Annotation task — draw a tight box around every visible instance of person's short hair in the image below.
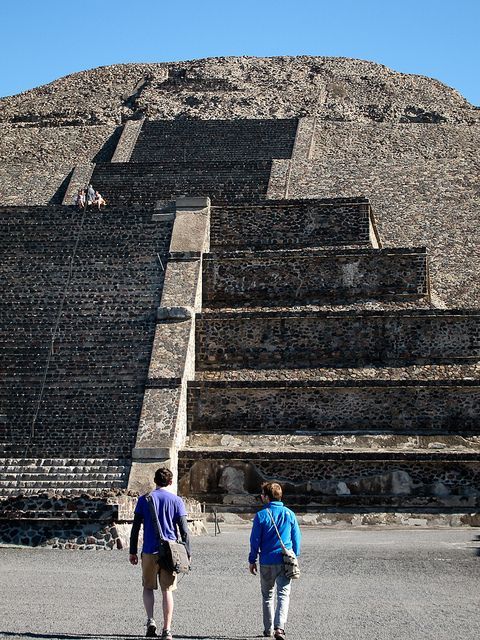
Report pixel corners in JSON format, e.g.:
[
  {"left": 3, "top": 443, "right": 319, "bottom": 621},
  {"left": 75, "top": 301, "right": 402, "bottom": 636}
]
[
  {"left": 261, "top": 482, "right": 283, "bottom": 501},
  {"left": 154, "top": 467, "right": 173, "bottom": 487}
]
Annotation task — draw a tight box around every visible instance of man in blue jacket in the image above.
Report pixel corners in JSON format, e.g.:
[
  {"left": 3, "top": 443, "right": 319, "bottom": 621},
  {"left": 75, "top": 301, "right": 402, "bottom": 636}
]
[{"left": 249, "top": 482, "right": 301, "bottom": 640}]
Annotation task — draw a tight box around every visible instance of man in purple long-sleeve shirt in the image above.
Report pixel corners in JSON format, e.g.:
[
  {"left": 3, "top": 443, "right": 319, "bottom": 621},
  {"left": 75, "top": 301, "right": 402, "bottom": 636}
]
[{"left": 249, "top": 482, "right": 301, "bottom": 640}]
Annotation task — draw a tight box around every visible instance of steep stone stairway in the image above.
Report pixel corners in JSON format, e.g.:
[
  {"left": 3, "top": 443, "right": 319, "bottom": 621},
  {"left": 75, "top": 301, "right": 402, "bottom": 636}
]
[
  {"left": 130, "top": 119, "right": 297, "bottom": 163},
  {"left": 0, "top": 206, "right": 172, "bottom": 499},
  {"left": 179, "top": 197, "right": 480, "bottom": 512}
]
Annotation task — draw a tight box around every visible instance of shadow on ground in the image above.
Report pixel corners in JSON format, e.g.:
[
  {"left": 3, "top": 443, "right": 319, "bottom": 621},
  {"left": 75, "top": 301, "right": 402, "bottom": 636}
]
[{"left": 0, "top": 632, "right": 262, "bottom": 640}]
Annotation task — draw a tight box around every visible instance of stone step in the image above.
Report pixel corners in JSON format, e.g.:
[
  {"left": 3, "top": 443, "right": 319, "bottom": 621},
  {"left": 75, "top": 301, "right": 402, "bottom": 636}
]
[
  {"left": 195, "top": 363, "right": 480, "bottom": 382},
  {"left": 186, "top": 432, "right": 480, "bottom": 451},
  {"left": 203, "top": 247, "right": 428, "bottom": 307},
  {"left": 178, "top": 448, "right": 480, "bottom": 510},
  {"left": 0, "top": 457, "right": 130, "bottom": 466},
  {"left": 0, "top": 479, "right": 126, "bottom": 488},
  {"left": 196, "top": 309, "right": 480, "bottom": 370},
  {"left": 187, "top": 379, "right": 480, "bottom": 435}
]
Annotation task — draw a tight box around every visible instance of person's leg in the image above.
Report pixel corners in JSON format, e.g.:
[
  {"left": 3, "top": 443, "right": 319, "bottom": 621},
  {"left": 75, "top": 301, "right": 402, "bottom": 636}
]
[
  {"left": 273, "top": 569, "right": 292, "bottom": 632},
  {"left": 159, "top": 568, "right": 177, "bottom": 636},
  {"left": 143, "top": 588, "right": 155, "bottom": 619},
  {"left": 260, "top": 565, "right": 276, "bottom": 636},
  {"left": 162, "top": 590, "right": 174, "bottom": 631},
  {"left": 141, "top": 553, "right": 159, "bottom": 635}
]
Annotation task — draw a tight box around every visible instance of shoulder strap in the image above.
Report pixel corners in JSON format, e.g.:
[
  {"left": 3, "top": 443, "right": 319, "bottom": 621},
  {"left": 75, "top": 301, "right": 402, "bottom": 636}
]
[
  {"left": 146, "top": 494, "right": 165, "bottom": 543},
  {"left": 266, "top": 508, "right": 288, "bottom": 553}
]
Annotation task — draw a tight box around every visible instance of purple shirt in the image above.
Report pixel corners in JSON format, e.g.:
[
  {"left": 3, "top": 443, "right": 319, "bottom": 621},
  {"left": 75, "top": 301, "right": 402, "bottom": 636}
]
[{"left": 134, "top": 488, "right": 187, "bottom": 554}]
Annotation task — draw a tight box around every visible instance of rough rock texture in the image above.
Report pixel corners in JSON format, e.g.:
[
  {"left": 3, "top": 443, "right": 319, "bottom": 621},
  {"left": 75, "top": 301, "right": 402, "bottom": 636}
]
[{"left": 0, "top": 56, "right": 478, "bottom": 306}]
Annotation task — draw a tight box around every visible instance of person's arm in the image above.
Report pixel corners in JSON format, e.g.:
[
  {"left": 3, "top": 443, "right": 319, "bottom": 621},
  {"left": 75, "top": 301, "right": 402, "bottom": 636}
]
[
  {"left": 291, "top": 513, "right": 301, "bottom": 557},
  {"left": 129, "top": 507, "right": 143, "bottom": 563},
  {"left": 177, "top": 515, "right": 191, "bottom": 559},
  {"left": 248, "top": 514, "right": 261, "bottom": 573}
]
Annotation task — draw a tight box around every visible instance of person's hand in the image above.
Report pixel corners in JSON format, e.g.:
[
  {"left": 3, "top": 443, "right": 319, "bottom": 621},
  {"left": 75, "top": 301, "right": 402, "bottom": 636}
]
[
  {"left": 129, "top": 553, "right": 138, "bottom": 565},
  {"left": 249, "top": 563, "right": 257, "bottom": 575}
]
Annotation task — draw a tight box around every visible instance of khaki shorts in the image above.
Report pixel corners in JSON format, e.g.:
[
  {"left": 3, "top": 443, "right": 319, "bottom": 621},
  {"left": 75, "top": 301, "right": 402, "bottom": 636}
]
[{"left": 141, "top": 553, "right": 177, "bottom": 591}]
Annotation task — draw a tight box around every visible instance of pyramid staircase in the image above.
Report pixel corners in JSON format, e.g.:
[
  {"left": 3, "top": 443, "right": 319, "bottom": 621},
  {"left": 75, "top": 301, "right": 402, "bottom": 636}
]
[{"left": 178, "top": 197, "right": 480, "bottom": 512}]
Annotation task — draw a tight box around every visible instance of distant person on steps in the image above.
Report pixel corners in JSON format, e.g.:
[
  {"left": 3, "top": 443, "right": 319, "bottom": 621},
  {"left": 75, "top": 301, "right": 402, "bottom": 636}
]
[
  {"left": 86, "top": 183, "right": 95, "bottom": 206},
  {"left": 93, "top": 190, "right": 107, "bottom": 209}
]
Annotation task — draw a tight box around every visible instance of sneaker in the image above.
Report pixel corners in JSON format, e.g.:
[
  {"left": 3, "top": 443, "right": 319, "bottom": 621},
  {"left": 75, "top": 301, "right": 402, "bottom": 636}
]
[
  {"left": 145, "top": 618, "right": 157, "bottom": 637},
  {"left": 160, "top": 630, "right": 173, "bottom": 640},
  {"left": 274, "top": 630, "right": 286, "bottom": 640},
  {"left": 263, "top": 632, "right": 274, "bottom": 638}
]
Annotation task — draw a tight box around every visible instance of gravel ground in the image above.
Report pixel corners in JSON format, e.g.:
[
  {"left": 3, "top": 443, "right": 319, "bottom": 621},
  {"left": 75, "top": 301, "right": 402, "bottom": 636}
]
[{"left": 1, "top": 526, "right": 479, "bottom": 640}]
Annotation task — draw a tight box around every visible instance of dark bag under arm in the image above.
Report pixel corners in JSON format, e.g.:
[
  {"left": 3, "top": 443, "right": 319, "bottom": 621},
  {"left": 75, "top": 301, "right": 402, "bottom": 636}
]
[{"left": 146, "top": 494, "right": 190, "bottom": 575}]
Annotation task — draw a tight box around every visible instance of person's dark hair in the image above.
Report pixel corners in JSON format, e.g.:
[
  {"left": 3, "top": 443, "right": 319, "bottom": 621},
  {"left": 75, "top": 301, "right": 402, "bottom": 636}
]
[
  {"left": 154, "top": 467, "right": 173, "bottom": 487},
  {"left": 261, "top": 482, "right": 283, "bottom": 501}
]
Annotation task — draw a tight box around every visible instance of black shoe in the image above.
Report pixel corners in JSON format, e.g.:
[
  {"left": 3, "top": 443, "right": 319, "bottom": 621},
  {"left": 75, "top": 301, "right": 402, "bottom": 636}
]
[
  {"left": 263, "top": 632, "right": 273, "bottom": 638},
  {"left": 146, "top": 619, "right": 157, "bottom": 637},
  {"left": 274, "top": 630, "right": 286, "bottom": 640}
]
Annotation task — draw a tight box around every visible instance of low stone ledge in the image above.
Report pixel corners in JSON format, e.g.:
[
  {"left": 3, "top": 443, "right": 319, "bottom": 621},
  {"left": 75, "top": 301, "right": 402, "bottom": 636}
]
[
  {"left": 188, "top": 379, "right": 480, "bottom": 390},
  {"left": 176, "top": 196, "right": 210, "bottom": 210},
  {"left": 205, "top": 511, "right": 480, "bottom": 528},
  {"left": 180, "top": 449, "right": 480, "bottom": 461},
  {"left": 198, "top": 308, "right": 480, "bottom": 320},
  {"left": 204, "top": 246, "right": 428, "bottom": 260}
]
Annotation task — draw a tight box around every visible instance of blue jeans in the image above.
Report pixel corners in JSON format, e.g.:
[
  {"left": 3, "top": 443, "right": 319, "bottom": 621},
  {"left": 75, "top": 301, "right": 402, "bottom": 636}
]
[{"left": 260, "top": 564, "right": 292, "bottom": 632}]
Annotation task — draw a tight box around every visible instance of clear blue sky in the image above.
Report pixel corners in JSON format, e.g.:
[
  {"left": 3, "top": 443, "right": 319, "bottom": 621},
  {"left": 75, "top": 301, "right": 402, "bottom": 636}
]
[{"left": 1, "top": 0, "right": 479, "bottom": 105}]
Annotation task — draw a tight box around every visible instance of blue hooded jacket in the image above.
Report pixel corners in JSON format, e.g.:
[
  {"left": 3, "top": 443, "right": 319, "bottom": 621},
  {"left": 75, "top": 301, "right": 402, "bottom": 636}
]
[{"left": 249, "top": 501, "right": 301, "bottom": 565}]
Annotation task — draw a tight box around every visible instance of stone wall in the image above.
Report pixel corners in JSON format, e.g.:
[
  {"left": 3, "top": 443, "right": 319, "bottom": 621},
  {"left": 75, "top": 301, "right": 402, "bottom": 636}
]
[
  {"left": 0, "top": 125, "right": 118, "bottom": 205},
  {"left": 202, "top": 248, "right": 428, "bottom": 307},
  {"left": 0, "top": 492, "right": 136, "bottom": 548},
  {"left": 209, "top": 198, "right": 371, "bottom": 251},
  {"left": 196, "top": 309, "right": 480, "bottom": 370},
  {"left": 178, "top": 453, "right": 480, "bottom": 509},
  {"left": 187, "top": 380, "right": 480, "bottom": 434},
  {"left": 130, "top": 119, "right": 297, "bottom": 162}
]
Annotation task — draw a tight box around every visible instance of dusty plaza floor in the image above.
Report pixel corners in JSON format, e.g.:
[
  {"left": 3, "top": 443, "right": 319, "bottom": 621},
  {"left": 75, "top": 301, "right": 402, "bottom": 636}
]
[{"left": 0, "top": 526, "right": 479, "bottom": 640}]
